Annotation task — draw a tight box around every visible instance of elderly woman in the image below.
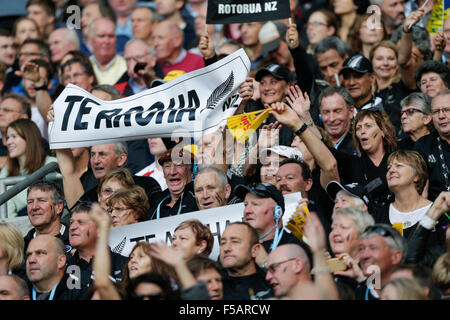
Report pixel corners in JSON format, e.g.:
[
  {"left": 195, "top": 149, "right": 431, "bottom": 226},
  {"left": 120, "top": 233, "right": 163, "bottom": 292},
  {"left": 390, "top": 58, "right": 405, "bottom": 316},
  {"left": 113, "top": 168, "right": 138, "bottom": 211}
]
[
  {"left": 97, "top": 168, "right": 136, "bottom": 210},
  {"left": 350, "top": 109, "right": 397, "bottom": 208},
  {"left": 106, "top": 185, "right": 150, "bottom": 228},
  {"left": 415, "top": 60, "right": 450, "bottom": 98},
  {"left": 397, "top": 92, "right": 433, "bottom": 150},
  {"left": 329, "top": 207, "right": 375, "bottom": 259}
]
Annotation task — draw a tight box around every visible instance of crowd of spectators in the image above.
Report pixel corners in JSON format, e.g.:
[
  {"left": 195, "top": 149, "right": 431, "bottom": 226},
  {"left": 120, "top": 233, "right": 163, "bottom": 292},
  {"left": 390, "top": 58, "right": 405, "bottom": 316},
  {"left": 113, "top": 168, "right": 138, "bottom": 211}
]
[{"left": 0, "top": 0, "right": 449, "bottom": 302}]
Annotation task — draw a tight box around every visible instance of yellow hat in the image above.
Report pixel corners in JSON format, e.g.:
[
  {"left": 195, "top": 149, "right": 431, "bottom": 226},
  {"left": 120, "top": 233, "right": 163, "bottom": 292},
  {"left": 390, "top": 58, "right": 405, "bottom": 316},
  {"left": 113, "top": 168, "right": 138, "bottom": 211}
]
[{"left": 164, "top": 70, "right": 186, "bottom": 82}]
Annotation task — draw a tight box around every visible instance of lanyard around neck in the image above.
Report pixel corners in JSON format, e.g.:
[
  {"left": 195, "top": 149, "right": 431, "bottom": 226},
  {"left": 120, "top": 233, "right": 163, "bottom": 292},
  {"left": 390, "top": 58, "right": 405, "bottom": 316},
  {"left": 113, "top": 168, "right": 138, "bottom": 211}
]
[
  {"left": 32, "top": 282, "right": 59, "bottom": 301},
  {"left": 156, "top": 193, "right": 184, "bottom": 219}
]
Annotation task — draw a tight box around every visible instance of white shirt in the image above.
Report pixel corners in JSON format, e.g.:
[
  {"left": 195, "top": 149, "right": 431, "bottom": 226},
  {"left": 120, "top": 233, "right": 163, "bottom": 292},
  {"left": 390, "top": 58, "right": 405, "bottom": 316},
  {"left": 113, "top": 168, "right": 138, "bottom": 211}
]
[
  {"left": 389, "top": 203, "right": 432, "bottom": 229},
  {"left": 135, "top": 162, "right": 167, "bottom": 190}
]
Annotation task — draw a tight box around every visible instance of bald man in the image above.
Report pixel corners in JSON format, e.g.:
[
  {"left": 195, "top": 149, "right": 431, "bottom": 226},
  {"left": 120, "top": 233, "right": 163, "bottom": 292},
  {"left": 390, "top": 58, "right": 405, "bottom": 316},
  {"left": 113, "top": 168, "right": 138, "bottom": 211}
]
[
  {"left": 152, "top": 20, "right": 204, "bottom": 74},
  {"left": 26, "top": 235, "right": 87, "bottom": 300},
  {"left": 0, "top": 275, "right": 30, "bottom": 300},
  {"left": 264, "top": 244, "right": 316, "bottom": 299}
]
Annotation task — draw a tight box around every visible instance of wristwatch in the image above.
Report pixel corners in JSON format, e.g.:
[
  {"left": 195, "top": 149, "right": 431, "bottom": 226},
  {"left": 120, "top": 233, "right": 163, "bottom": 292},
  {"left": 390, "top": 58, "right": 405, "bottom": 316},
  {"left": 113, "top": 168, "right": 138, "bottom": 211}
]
[{"left": 34, "top": 81, "right": 48, "bottom": 91}]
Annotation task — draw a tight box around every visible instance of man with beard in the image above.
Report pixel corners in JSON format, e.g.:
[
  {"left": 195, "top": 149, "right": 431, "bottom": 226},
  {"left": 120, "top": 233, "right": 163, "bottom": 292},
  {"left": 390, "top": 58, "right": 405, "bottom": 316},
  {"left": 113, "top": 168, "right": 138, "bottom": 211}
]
[{"left": 372, "top": 0, "right": 405, "bottom": 36}]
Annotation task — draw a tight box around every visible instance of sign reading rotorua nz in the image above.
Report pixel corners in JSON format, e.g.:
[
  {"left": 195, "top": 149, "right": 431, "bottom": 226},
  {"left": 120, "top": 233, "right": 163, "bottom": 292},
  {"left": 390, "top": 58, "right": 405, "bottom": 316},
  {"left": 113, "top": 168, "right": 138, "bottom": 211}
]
[
  {"left": 49, "top": 49, "right": 251, "bottom": 149},
  {"left": 206, "top": 0, "right": 291, "bottom": 24}
]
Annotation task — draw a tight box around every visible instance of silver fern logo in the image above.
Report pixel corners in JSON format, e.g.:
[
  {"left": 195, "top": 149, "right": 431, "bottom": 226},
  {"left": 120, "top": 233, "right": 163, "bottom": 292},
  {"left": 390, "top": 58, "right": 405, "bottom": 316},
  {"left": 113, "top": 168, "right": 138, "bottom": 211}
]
[
  {"left": 112, "top": 237, "right": 126, "bottom": 255},
  {"left": 201, "top": 72, "right": 234, "bottom": 113}
]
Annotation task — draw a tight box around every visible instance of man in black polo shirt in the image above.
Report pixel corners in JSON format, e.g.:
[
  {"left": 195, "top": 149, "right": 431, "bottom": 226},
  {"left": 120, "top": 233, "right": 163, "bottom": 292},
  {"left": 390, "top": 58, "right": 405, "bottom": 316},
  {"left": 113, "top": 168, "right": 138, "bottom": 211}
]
[
  {"left": 149, "top": 146, "right": 198, "bottom": 219},
  {"left": 66, "top": 203, "right": 126, "bottom": 289},
  {"left": 415, "top": 89, "right": 450, "bottom": 201}
]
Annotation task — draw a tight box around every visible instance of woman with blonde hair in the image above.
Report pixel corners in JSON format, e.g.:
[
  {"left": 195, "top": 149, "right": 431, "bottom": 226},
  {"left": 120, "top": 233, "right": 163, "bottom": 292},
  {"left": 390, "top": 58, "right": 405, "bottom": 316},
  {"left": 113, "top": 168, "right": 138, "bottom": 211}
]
[
  {"left": 370, "top": 41, "right": 415, "bottom": 133},
  {"left": 0, "top": 222, "right": 25, "bottom": 275},
  {"left": 381, "top": 277, "right": 429, "bottom": 300},
  {"left": 12, "top": 17, "right": 41, "bottom": 47}
]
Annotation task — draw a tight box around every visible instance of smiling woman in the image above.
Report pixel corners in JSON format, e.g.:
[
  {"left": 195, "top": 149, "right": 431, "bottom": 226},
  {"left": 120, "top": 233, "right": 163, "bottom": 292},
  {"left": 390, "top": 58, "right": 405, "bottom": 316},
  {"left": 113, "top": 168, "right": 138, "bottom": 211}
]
[{"left": 0, "top": 119, "right": 56, "bottom": 218}]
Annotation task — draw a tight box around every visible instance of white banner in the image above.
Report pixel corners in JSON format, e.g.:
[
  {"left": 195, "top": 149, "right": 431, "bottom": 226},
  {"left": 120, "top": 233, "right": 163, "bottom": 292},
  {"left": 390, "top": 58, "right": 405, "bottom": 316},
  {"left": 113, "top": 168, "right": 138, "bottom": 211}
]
[
  {"left": 108, "top": 192, "right": 302, "bottom": 260},
  {"left": 49, "top": 49, "right": 251, "bottom": 149}
]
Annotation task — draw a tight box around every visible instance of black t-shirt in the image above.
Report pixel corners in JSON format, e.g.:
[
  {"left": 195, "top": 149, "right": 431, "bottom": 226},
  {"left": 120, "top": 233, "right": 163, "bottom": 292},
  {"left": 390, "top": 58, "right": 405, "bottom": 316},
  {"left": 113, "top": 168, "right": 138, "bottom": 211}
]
[
  {"left": 414, "top": 131, "right": 450, "bottom": 201},
  {"left": 65, "top": 248, "right": 127, "bottom": 289},
  {"left": 396, "top": 134, "right": 416, "bottom": 151},
  {"left": 221, "top": 266, "right": 273, "bottom": 300}
]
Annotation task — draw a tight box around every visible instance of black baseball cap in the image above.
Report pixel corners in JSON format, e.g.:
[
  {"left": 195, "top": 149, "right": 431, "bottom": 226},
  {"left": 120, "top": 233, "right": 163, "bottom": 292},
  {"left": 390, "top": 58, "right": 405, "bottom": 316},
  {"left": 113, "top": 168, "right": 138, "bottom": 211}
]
[
  {"left": 339, "top": 54, "right": 373, "bottom": 75},
  {"left": 255, "top": 64, "right": 292, "bottom": 82},
  {"left": 326, "top": 180, "right": 371, "bottom": 206},
  {"left": 235, "top": 182, "right": 285, "bottom": 212}
]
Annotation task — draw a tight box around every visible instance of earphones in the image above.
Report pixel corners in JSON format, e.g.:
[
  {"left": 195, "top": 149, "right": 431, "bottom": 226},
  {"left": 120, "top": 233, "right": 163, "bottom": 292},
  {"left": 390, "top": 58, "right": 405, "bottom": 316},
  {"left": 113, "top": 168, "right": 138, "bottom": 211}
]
[{"left": 274, "top": 205, "right": 282, "bottom": 222}]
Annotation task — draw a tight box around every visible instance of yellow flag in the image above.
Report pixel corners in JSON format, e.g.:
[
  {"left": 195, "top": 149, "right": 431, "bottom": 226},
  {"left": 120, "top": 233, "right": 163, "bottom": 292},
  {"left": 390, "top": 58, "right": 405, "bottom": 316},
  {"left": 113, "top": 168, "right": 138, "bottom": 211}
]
[
  {"left": 227, "top": 109, "right": 272, "bottom": 143},
  {"left": 426, "top": 0, "right": 450, "bottom": 34}
]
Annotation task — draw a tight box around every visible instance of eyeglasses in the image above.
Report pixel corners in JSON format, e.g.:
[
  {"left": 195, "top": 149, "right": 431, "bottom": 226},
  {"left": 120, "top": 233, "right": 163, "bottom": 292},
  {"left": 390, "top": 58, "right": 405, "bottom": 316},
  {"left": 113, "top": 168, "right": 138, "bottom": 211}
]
[
  {"left": 129, "top": 292, "right": 163, "bottom": 301},
  {"left": 265, "top": 257, "right": 297, "bottom": 274},
  {"left": 400, "top": 108, "right": 426, "bottom": 117},
  {"left": 306, "top": 22, "right": 327, "bottom": 28},
  {"left": 101, "top": 187, "right": 115, "bottom": 196},
  {"left": 107, "top": 206, "right": 131, "bottom": 214},
  {"left": 431, "top": 107, "right": 450, "bottom": 116}
]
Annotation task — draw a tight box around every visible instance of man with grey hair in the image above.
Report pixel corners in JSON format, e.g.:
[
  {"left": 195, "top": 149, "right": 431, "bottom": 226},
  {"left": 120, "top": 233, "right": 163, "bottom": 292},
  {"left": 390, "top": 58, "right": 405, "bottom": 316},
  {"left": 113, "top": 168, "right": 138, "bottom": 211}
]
[
  {"left": 397, "top": 92, "right": 432, "bottom": 150},
  {"left": 194, "top": 166, "right": 232, "bottom": 210},
  {"left": 115, "top": 39, "right": 165, "bottom": 97},
  {"left": 414, "top": 89, "right": 450, "bottom": 201},
  {"left": 88, "top": 17, "right": 127, "bottom": 85},
  {"left": 318, "top": 86, "right": 356, "bottom": 155},
  {"left": 371, "top": 0, "right": 405, "bottom": 36},
  {"left": 24, "top": 181, "right": 69, "bottom": 252},
  {"left": 357, "top": 224, "right": 407, "bottom": 299},
  {"left": 48, "top": 28, "right": 79, "bottom": 64},
  {"left": 26, "top": 235, "right": 87, "bottom": 300},
  {"left": 0, "top": 275, "right": 30, "bottom": 300}
]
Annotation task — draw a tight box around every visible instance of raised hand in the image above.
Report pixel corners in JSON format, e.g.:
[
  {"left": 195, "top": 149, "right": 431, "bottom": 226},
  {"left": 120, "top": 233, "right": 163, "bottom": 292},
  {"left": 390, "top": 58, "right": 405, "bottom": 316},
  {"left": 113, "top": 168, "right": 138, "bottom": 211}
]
[
  {"left": 286, "top": 85, "right": 311, "bottom": 118},
  {"left": 434, "top": 32, "right": 447, "bottom": 52},
  {"left": 304, "top": 212, "right": 327, "bottom": 253},
  {"left": 199, "top": 30, "right": 215, "bottom": 60},
  {"left": 404, "top": 8, "right": 425, "bottom": 31},
  {"left": 47, "top": 104, "right": 54, "bottom": 122},
  {"left": 238, "top": 77, "right": 254, "bottom": 101},
  {"left": 286, "top": 22, "right": 300, "bottom": 49},
  {"left": 266, "top": 101, "right": 302, "bottom": 131},
  {"left": 258, "top": 121, "right": 281, "bottom": 150},
  {"left": 149, "top": 241, "right": 185, "bottom": 267},
  {"left": 89, "top": 203, "right": 111, "bottom": 229},
  {"left": 22, "top": 62, "right": 42, "bottom": 83}
]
